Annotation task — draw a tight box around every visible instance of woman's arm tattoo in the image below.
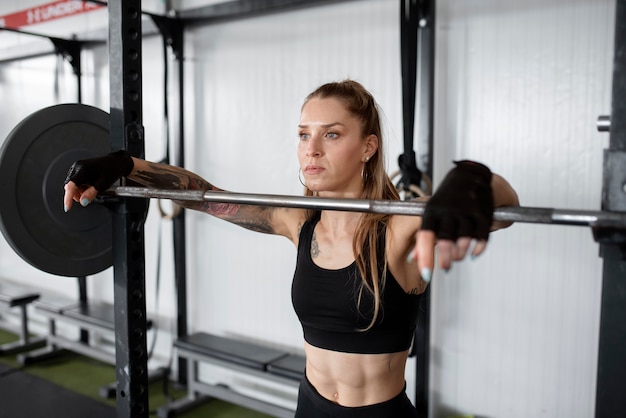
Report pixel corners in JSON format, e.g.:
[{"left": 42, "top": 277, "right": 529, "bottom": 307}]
[
  {"left": 134, "top": 162, "right": 276, "bottom": 234},
  {"left": 134, "top": 162, "right": 206, "bottom": 189},
  {"left": 230, "top": 214, "right": 275, "bottom": 234}
]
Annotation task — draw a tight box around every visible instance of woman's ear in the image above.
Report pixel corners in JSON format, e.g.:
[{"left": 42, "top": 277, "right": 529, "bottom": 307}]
[{"left": 364, "top": 134, "right": 379, "bottom": 160}]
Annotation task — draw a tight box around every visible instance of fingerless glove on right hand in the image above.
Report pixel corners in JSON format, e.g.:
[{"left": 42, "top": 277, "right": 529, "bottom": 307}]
[{"left": 64, "top": 150, "right": 134, "bottom": 192}]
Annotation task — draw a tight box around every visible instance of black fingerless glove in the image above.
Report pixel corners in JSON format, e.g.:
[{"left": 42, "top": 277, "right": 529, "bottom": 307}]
[
  {"left": 64, "top": 150, "right": 134, "bottom": 192},
  {"left": 421, "top": 160, "right": 494, "bottom": 241}
]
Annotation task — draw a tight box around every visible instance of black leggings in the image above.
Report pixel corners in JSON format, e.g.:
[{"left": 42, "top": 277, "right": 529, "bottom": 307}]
[{"left": 294, "top": 375, "right": 419, "bottom": 418}]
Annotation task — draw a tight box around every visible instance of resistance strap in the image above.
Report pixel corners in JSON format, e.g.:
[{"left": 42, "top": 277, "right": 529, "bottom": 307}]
[{"left": 398, "top": 0, "right": 424, "bottom": 196}]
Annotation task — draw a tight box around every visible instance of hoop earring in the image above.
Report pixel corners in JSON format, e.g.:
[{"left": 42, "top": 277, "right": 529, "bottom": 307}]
[
  {"left": 298, "top": 168, "right": 307, "bottom": 187},
  {"left": 362, "top": 163, "right": 369, "bottom": 184}
]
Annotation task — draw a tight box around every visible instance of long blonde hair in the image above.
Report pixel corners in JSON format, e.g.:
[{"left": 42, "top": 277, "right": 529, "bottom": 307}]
[{"left": 302, "top": 80, "right": 400, "bottom": 330}]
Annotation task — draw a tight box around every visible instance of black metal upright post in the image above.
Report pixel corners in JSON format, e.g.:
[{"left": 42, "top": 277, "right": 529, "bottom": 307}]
[
  {"left": 595, "top": 1, "right": 626, "bottom": 417},
  {"left": 109, "top": 1, "right": 150, "bottom": 417},
  {"left": 173, "top": 32, "right": 189, "bottom": 386},
  {"left": 400, "top": 0, "right": 435, "bottom": 416}
]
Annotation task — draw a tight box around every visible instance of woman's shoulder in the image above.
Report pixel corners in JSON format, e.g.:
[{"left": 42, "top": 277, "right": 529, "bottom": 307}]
[{"left": 273, "top": 207, "right": 309, "bottom": 244}]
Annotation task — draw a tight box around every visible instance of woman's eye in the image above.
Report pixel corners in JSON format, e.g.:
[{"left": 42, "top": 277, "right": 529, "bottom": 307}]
[
  {"left": 326, "top": 132, "right": 339, "bottom": 139},
  {"left": 298, "top": 133, "right": 309, "bottom": 140}
]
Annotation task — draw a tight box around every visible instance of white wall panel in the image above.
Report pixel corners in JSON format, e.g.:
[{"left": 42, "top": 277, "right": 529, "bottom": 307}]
[
  {"left": 430, "top": 1, "right": 614, "bottom": 417},
  {"left": 183, "top": 0, "right": 412, "bottom": 398}
]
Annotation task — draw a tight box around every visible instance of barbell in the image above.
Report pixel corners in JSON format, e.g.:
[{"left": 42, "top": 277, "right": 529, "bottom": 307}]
[
  {"left": 1, "top": 104, "right": 624, "bottom": 277},
  {"left": 108, "top": 186, "right": 626, "bottom": 227}
]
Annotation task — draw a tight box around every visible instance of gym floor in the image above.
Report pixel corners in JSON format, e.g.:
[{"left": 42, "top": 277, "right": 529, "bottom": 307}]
[{"left": 0, "top": 329, "right": 271, "bottom": 418}]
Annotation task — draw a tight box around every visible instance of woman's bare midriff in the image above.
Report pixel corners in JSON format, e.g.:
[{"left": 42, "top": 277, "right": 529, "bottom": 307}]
[{"left": 304, "top": 342, "right": 409, "bottom": 407}]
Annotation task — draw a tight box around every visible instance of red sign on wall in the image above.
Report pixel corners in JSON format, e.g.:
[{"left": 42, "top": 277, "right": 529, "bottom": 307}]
[{"left": 0, "top": 1, "right": 104, "bottom": 29}]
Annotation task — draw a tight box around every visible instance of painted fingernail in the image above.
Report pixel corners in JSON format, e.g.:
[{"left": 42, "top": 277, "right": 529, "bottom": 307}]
[
  {"left": 421, "top": 268, "right": 432, "bottom": 283},
  {"left": 470, "top": 254, "right": 478, "bottom": 260},
  {"left": 63, "top": 205, "right": 68, "bottom": 213},
  {"left": 80, "top": 198, "right": 90, "bottom": 207},
  {"left": 407, "top": 252, "right": 414, "bottom": 263}
]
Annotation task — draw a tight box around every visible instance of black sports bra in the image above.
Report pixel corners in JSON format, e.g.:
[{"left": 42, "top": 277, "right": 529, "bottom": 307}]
[{"left": 291, "top": 214, "right": 421, "bottom": 354}]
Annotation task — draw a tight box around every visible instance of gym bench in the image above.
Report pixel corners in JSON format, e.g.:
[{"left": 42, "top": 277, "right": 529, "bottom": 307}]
[
  {"left": 0, "top": 278, "right": 46, "bottom": 355},
  {"left": 157, "top": 332, "right": 306, "bottom": 418},
  {"left": 18, "top": 298, "right": 156, "bottom": 398}
]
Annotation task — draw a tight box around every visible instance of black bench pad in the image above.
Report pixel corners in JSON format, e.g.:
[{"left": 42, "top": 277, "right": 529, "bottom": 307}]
[
  {"left": 267, "top": 354, "right": 306, "bottom": 381},
  {"left": 175, "top": 332, "right": 288, "bottom": 371},
  {"left": 63, "top": 302, "right": 117, "bottom": 331},
  {"left": 0, "top": 280, "right": 40, "bottom": 307},
  {"left": 33, "top": 296, "right": 78, "bottom": 313},
  {"left": 36, "top": 299, "right": 152, "bottom": 331}
]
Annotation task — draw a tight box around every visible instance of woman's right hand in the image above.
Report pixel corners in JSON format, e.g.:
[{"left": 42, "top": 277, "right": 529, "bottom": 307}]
[{"left": 63, "top": 150, "right": 134, "bottom": 212}]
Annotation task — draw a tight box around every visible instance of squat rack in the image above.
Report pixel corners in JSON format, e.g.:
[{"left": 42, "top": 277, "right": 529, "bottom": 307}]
[{"left": 0, "top": 0, "right": 622, "bottom": 416}]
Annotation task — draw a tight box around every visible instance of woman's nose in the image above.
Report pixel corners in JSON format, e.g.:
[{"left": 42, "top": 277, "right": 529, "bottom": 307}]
[{"left": 306, "top": 135, "right": 322, "bottom": 157}]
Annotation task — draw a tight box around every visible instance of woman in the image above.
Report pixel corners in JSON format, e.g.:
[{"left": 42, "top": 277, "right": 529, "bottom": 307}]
[{"left": 64, "top": 80, "right": 519, "bottom": 417}]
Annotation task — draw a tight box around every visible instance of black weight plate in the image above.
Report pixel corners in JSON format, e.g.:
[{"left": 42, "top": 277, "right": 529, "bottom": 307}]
[{"left": 0, "top": 104, "right": 112, "bottom": 277}]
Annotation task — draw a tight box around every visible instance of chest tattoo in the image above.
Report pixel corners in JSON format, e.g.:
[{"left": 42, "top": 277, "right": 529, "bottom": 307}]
[
  {"left": 311, "top": 231, "right": 320, "bottom": 259},
  {"left": 408, "top": 287, "right": 421, "bottom": 296}
]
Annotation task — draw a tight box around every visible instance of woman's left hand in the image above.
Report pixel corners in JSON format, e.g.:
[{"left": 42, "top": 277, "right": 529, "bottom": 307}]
[{"left": 408, "top": 160, "right": 494, "bottom": 282}]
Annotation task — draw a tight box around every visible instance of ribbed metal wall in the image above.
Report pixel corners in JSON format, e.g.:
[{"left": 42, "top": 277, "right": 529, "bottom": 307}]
[{"left": 430, "top": 0, "right": 614, "bottom": 416}]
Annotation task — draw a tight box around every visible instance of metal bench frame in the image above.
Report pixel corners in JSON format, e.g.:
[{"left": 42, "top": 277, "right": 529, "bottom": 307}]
[
  {"left": 157, "top": 332, "right": 305, "bottom": 418},
  {"left": 0, "top": 280, "right": 46, "bottom": 355}
]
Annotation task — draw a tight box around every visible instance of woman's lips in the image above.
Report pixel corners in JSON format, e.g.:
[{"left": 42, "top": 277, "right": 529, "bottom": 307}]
[{"left": 304, "top": 165, "right": 324, "bottom": 174}]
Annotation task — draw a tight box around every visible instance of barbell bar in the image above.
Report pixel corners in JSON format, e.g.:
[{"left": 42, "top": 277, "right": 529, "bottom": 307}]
[{"left": 108, "top": 186, "right": 626, "bottom": 228}]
